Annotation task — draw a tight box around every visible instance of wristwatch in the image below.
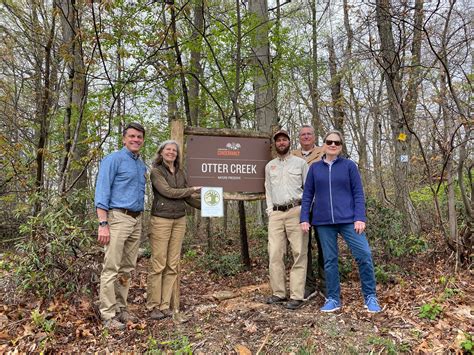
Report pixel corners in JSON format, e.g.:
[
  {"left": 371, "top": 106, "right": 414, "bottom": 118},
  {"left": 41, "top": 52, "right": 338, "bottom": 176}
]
[{"left": 99, "top": 221, "right": 109, "bottom": 227}]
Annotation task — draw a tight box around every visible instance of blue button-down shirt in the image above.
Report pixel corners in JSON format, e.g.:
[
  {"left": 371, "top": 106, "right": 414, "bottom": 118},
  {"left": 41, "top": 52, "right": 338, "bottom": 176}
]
[{"left": 94, "top": 147, "right": 147, "bottom": 212}]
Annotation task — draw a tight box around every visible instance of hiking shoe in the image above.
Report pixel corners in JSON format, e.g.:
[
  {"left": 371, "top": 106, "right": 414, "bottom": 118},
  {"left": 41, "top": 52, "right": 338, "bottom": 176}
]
[
  {"left": 320, "top": 299, "right": 341, "bottom": 312},
  {"left": 150, "top": 308, "right": 166, "bottom": 320},
  {"left": 303, "top": 288, "right": 317, "bottom": 301},
  {"left": 285, "top": 299, "right": 304, "bottom": 310},
  {"left": 265, "top": 295, "right": 287, "bottom": 304},
  {"left": 161, "top": 309, "right": 173, "bottom": 318},
  {"left": 103, "top": 317, "right": 126, "bottom": 330},
  {"left": 117, "top": 309, "right": 138, "bottom": 323},
  {"left": 365, "top": 295, "right": 381, "bottom": 313}
]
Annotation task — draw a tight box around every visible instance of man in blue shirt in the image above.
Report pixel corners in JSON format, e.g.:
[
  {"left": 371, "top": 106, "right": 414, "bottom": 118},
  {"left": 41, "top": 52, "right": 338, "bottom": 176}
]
[{"left": 95, "top": 122, "right": 147, "bottom": 330}]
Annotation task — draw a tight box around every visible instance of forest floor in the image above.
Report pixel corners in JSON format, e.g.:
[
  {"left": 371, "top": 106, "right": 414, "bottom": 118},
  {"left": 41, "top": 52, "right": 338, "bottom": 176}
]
[{"left": 1, "top": 241, "right": 473, "bottom": 353}]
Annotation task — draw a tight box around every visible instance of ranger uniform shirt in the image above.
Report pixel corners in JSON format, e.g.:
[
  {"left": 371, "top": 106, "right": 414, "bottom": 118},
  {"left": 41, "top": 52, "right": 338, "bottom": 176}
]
[{"left": 265, "top": 154, "right": 308, "bottom": 215}]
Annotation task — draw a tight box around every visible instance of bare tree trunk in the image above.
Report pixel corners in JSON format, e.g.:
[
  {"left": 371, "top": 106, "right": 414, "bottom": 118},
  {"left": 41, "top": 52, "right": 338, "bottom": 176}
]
[
  {"left": 343, "top": 0, "right": 368, "bottom": 186},
  {"left": 58, "top": 0, "right": 88, "bottom": 196},
  {"left": 310, "top": 0, "right": 322, "bottom": 142},
  {"left": 375, "top": 0, "right": 421, "bottom": 235},
  {"left": 160, "top": 10, "right": 178, "bottom": 123},
  {"left": 327, "top": 36, "right": 344, "bottom": 134},
  {"left": 249, "top": 0, "right": 277, "bottom": 132},
  {"left": 169, "top": 2, "right": 191, "bottom": 126},
  {"left": 189, "top": 0, "right": 204, "bottom": 127},
  {"left": 234, "top": 0, "right": 250, "bottom": 268},
  {"left": 371, "top": 78, "right": 388, "bottom": 203},
  {"left": 33, "top": 3, "right": 57, "bottom": 215}
]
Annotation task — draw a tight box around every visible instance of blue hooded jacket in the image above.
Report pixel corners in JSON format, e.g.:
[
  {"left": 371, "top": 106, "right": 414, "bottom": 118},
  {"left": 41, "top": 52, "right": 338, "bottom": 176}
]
[{"left": 300, "top": 156, "right": 366, "bottom": 225}]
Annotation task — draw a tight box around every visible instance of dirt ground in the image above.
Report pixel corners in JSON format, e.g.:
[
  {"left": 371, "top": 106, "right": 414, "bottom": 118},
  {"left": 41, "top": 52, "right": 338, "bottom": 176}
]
[{"left": 1, "top": 247, "right": 473, "bottom": 353}]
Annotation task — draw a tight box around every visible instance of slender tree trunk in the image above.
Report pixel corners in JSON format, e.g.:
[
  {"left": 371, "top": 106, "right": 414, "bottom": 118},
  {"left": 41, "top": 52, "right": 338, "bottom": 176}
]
[
  {"left": 327, "top": 36, "right": 344, "bottom": 134},
  {"left": 33, "top": 3, "right": 57, "bottom": 215},
  {"left": 371, "top": 78, "right": 387, "bottom": 203},
  {"left": 161, "top": 10, "right": 178, "bottom": 123},
  {"left": 343, "top": 0, "right": 368, "bottom": 185},
  {"left": 234, "top": 0, "right": 251, "bottom": 268},
  {"left": 169, "top": 2, "right": 191, "bottom": 125},
  {"left": 310, "top": 0, "right": 321, "bottom": 142},
  {"left": 189, "top": 0, "right": 204, "bottom": 126},
  {"left": 58, "top": 0, "right": 88, "bottom": 196}
]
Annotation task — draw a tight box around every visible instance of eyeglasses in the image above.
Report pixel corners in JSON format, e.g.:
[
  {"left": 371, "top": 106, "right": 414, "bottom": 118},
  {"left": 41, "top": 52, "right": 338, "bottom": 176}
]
[{"left": 325, "top": 139, "right": 342, "bottom": 146}]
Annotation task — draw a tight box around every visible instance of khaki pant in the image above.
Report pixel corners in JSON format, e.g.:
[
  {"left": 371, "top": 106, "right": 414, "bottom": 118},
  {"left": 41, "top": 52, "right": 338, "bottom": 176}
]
[
  {"left": 147, "top": 216, "right": 186, "bottom": 311},
  {"left": 268, "top": 206, "right": 308, "bottom": 300},
  {"left": 99, "top": 210, "right": 142, "bottom": 320}
]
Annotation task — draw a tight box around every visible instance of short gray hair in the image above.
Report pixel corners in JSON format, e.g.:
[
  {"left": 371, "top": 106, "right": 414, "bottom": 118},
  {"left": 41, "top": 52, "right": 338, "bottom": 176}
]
[{"left": 299, "top": 124, "right": 315, "bottom": 135}]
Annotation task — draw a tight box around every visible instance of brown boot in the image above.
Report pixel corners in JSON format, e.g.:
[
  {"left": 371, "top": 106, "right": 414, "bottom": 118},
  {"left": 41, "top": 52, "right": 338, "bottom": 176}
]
[
  {"left": 150, "top": 308, "right": 166, "bottom": 320},
  {"left": 103, "top": 317, "right": 126, "bottom": 330},
  {"left": 161, "top": 309, "right": 173, "bottom": 318},
  {"left": 117, "top": 309, "right": 138, "bottom": 323}
]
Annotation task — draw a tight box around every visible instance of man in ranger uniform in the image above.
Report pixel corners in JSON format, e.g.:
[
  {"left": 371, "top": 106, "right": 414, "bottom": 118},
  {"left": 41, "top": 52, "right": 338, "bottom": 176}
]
[{"left": 265, "top": 129, "right": 308, "bottom": 310}]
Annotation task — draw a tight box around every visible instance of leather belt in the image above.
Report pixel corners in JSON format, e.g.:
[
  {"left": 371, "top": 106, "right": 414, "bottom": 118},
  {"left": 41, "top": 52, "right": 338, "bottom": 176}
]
[
  {"left": 273, "top": 200, "right": 301, "bottom": 212},
  {"left": 111, "top": 208, "right": 141, "bottom": 218}
]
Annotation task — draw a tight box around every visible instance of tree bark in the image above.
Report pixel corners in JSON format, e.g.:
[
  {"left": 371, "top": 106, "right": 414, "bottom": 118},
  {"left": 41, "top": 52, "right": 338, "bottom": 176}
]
[
  {"left": 33, "top": 3, "right": 57, "bottom": 215},
  {"left": 189, "top": 0, "right": 204, "bottom": 126},
  {"left": 249, "top": 0, "right": 277, "bottom": 132},
  {"left": 58, "top": 0, "right": 88, "bottom": 196},
  {"left": 327, "top": 36, "right": 344, "bottom": 134},
  {"left": 170, "top": 2, "right": 191, "bottom": 126},
  {"left": 375, "top": 0, "right": 421, "bottom": 235}
]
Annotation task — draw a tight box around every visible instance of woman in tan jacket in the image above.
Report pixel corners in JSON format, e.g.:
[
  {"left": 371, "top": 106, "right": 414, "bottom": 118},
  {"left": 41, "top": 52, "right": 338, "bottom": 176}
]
[{"left": 147, "top": 140, "right": 201, "bottom": 320}]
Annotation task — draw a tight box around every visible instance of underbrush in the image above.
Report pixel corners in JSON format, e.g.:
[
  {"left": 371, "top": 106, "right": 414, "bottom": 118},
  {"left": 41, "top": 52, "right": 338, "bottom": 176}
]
[
  {"left": 9, "top": 193, "right": 98, "bottom": 298},
  {"left": 366, "top": 198, "right": 429, "bottom": 259}
]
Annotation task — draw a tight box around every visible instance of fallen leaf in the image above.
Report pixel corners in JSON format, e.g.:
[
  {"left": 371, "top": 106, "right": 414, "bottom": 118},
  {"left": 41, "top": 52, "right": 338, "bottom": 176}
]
[
  {"left": 234, "top": 344, "right": 252, "bottom": 355},
  {"left": 450, "top": 305, "right": 473, "bottom": 320},
  {"left": 0, "top": 314, "right": 8, "bottom": 328},
  {"left": 213, "top": 291, "right": 237, "bottom": 301},
  {"left": 0, "top": 330, "right": 10, "bottom": 340},
  {"left": 244, "top": 320, "right": 257, "bottom": 333}
]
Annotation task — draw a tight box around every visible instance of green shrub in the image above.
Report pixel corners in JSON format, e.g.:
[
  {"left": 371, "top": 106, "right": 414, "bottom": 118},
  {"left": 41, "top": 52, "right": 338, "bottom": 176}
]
[
  {"left": 366, "top": 198, "right": 428, "bottom": 257},
  {"left": 13, "top": 192, "right": 95, "bottom": 297},
  {"left": 338, "top": 259, "right": 353, "bottom": 280},
  {"left": 461, "top": 333, "right": 473, "bottom": 353},
  {"left": 146, "top": 335, "right": 192, "bottom": 354},
  {"left": 31, "top": 309, "right": 55, "bottom": 333},
  {"left": 374, "top": 265, "right": 389, "bottom": 284},
  {"left": 198, "top": 252, "right": 243, "bottom": 276},
  {"left": 419, "top": 300, "right": 443, "bottom": 320}
]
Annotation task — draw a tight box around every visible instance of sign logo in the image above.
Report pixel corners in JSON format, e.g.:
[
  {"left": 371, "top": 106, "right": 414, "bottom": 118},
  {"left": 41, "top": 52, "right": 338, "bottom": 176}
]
[
  {"left": 217, "top": 142, "right": 241, "bottom": 156},
  {"left": 204, "top": 189, "right": 221, "bottom": 206}
]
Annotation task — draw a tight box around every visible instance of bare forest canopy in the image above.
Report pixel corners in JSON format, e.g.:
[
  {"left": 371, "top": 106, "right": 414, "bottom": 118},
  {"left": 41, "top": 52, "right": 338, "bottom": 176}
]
[{"left": 1, "top": 0, "right": 471, "bottom": 254}]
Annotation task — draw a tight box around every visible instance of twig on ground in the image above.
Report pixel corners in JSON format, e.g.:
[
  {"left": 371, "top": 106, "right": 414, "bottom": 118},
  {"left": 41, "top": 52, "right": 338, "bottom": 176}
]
[{"left": 256, "top": 331, "right": 271, "bottom": 355}]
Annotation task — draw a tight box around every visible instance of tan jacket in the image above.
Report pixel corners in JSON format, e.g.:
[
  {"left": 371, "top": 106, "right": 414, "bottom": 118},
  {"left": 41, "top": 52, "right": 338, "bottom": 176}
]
[
  {"left": 150, "top": 164, "right": 200, "bottom": 219},
  {"left": 292, "top": 146, "right": 324, "bottom": 166}
]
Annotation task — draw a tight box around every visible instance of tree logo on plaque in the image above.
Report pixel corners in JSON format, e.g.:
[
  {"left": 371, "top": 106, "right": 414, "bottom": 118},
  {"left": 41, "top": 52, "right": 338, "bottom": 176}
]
[{"left": 204, "top": 189, "right": 220, "bottom": 206}]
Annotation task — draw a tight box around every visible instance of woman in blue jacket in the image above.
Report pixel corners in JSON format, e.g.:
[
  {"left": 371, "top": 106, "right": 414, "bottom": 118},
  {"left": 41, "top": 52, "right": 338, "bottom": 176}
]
[{"left": 300, "top": 130, "right": 381, "bottom": 313}]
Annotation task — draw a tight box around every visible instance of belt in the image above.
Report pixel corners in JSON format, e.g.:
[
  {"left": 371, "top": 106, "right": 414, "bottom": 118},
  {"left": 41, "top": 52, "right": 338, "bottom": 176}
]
[
  {"left": 111, "top": 208, "right": 141, "bottom": 218},
  {"left": 273, "top": 200, "right": 301, "bottom": 212}
]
